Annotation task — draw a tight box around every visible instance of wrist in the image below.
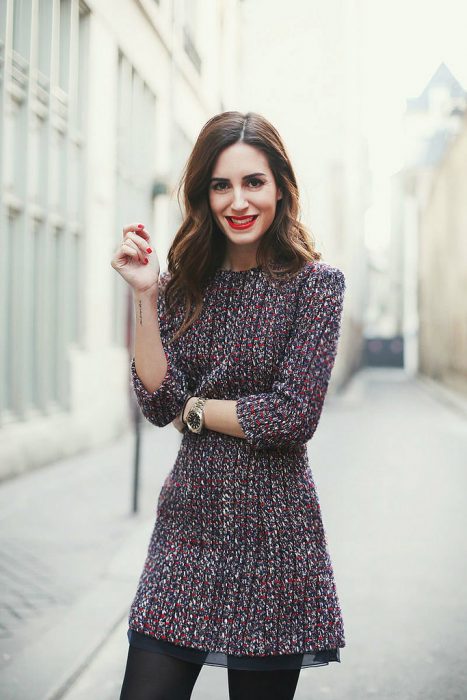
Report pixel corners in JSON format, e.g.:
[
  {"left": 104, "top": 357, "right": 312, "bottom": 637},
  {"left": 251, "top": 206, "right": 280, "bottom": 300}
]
[
  {"left": 183, "top": 396, "right": 199, "bottom": 424},
  {"left": 133, "top": 284, "right": 159, "bottom": 301},
  {"left": 184, "top": 397, "right": 208, "bottom": 434},
  {"left": 182, "top": 395, "right": 195, "bottom": 425}
]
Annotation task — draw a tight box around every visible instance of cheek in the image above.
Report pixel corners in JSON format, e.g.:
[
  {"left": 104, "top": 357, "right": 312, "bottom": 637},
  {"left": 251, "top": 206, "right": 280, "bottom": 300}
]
[
  {"left": 255, "top": 191, "right": 278, "bottom": 215},
  {"left": 209, "top": 194, "right": 225, "bottom": 215}
]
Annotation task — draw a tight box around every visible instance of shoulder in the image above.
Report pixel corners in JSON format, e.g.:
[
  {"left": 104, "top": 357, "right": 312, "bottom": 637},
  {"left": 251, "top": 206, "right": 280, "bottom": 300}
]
[
  {"left": 158, "top": 270, "right": 172, "bottom": 290},
  {"left": 299, "top": 261, "right": 346, "bottom": 298},
  {"left": 155, "top": 271, "right": 173, "bottom": 317},
  {"left": 157, "top": 271, "right": 175, "bottom": 305}
]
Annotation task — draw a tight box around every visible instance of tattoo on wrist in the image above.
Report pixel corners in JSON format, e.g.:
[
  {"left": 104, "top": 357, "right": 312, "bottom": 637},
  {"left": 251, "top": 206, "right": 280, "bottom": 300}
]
[{"left": 138, "top": 300, "right": 143, "bottom": 326}]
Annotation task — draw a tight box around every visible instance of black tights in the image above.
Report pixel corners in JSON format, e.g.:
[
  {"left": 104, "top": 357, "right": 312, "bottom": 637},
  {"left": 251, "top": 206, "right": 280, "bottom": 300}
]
[{"left": 119, "top": 645, "right": 301, "bottom": 700}]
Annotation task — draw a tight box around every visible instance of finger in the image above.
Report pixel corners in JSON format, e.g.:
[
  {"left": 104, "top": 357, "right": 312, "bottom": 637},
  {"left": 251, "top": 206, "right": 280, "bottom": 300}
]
[
  {"left": 125, "top": 231, "right": 153, "bottom": 257},
  {"left": 124, "top": 238, "right": 148, "bottom": 264},
  {"left": 121, "top": 242, "right": 140, "bottom": 261},
  {"left": 121, "top": 241, "right": 147, "bottom": 265},
  {"left": 122, "top": 223, "right": 150, "bottom": 242}
]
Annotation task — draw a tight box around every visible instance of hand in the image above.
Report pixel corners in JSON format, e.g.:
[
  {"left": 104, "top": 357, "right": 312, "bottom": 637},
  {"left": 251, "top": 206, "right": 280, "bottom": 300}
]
[{"left": 110, "top": 223, "right": 160, "bottom": 294}]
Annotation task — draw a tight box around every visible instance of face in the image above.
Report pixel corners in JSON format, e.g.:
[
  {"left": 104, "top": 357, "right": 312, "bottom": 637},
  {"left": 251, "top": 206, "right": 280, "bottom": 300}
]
[{"left": 208, "top": 141, "right": 282, "bottom": 254}]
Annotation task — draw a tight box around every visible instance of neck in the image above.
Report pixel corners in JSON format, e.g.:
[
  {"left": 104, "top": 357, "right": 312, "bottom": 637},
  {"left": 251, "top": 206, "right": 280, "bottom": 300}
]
[{"left": 221, "top": 254, "right": 259, "bottom": 272}]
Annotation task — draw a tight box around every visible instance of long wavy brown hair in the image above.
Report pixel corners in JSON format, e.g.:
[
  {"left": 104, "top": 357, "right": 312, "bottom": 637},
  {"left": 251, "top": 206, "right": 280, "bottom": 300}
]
[{"left": 164, "top": 111, "right": 322, "bottom": 342}]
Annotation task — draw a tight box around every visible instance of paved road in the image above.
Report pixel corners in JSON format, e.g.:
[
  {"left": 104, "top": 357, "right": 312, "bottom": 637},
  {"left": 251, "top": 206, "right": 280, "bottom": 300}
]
[{"left": 1, "top": 368, "right": 466, "bottom": 699}]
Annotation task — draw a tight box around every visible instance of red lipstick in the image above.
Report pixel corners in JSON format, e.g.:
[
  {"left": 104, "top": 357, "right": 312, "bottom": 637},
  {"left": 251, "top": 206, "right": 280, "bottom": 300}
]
[{"left": 225, "top": 215, "right": 258, "bottom": 231}]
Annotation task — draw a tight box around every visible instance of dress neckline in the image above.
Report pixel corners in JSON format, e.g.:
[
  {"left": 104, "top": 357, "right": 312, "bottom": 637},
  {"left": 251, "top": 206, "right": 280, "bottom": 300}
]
[{"left": 216, "top": 266, "right": 262, "bottom": 275}]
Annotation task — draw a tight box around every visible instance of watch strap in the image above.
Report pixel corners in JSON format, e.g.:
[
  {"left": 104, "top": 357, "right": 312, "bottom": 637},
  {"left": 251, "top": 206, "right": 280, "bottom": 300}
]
[{"left": 181, "top": 395, "right": 193, "bottom": 426}]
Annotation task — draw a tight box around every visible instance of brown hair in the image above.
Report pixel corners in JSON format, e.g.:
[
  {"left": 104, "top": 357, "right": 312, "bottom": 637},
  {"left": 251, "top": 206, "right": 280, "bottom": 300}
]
[{"left": 164, "top": 111, "right": 322, "bottom": 342}]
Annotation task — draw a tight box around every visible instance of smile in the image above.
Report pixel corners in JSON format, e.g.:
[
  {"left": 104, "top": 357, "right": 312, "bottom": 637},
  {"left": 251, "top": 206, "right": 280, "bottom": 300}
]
[{"left": 225, "top": 215, "right": 259, "bottom": 230}]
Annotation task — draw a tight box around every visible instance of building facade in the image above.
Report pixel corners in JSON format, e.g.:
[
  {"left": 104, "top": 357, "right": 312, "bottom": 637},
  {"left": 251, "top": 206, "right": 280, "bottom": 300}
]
[
  {"left": 393, "top": 62, "right": 467, "bottom": 378},
  {"left": 0, "top": 0, "right": 241, "bottom": 480},
  {"left": 417, "top": 109, "right": 467, "bottom": 394}
]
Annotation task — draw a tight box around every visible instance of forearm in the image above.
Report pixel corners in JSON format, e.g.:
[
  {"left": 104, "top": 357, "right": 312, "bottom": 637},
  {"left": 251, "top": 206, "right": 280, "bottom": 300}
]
[
  {"left": 184, "top": 397, "right": 246, "bottom": 439},
  {"left": 133, "top": 288, "right": 168, "bottom": 393},
  {"left": 204, "top": 399, "right": 246, "bottom": 439}
]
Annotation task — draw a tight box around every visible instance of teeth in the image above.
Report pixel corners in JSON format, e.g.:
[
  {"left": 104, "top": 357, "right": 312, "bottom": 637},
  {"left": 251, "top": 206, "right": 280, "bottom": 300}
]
[{"left": 230, "top": 216, "right": 255, "bottom": 224}]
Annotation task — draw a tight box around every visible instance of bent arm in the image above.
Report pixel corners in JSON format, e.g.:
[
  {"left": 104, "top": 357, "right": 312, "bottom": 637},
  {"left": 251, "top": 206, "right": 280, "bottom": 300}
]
[
  {"left": 131, "top": 282, "right": 190, "bottom": 427},
  {"left": 235, "top": 267, "right": 346, "bottom": 449},
  {"left": 186, "top": 267, "right": 345, "bottom": 447}
]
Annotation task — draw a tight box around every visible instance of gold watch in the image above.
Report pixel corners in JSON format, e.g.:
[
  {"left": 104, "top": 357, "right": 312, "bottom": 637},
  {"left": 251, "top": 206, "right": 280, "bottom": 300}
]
[{"left": 185, "top": 397, "right": 208, "bottom": 434}]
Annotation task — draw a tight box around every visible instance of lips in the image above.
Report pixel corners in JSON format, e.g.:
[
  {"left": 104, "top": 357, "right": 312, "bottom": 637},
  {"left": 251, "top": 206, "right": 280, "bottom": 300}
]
[{"left": 225, "top": 215, "right": 259, "bottom": 230}]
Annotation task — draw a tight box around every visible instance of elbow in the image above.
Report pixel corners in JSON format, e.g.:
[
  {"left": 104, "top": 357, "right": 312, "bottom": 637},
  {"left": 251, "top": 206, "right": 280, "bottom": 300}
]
[
  {"left": 130, "top": 357, "right": 188, "bottom": 428},
  {"left": 133, "top": 388, "right": 187, "bottom": 428},
  {"left": 139, "top": 408, "right": 166, "bottom": 428},
  {"left": 237, "top": 404, "right": 316, "bottom": 450},
  {"left": 236, "top": 392, "right": 323, "bottom": 450},
  {"left": 135, "top": 397, "right": 172, "bottom": 427},
  {"left": 135, "top": 394, "right": 186, "bottom": 428}
]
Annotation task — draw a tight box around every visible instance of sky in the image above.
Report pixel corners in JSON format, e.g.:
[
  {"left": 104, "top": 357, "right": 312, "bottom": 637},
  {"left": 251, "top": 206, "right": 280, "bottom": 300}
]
[
  {"left": 360, "top": 0, "right": 467, "bottom": 251},
  {"left": 363, "top": 0, "right": 467, "bottom": 176}
]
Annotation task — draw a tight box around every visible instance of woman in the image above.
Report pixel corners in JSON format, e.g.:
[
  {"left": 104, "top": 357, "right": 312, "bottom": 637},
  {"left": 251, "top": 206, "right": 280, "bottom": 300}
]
[{"left": 112, "top": 111, "right": 346, "bottom": 700}]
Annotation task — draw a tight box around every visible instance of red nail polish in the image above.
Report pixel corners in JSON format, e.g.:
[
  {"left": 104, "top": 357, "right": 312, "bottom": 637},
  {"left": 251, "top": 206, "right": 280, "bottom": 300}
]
[
  {"left": 146, "top": 247, "right": 152, "bottom": 253},
  {"left": 144, "top": 257, "right": 149, "bottom": 264},
  {"left": 138, "top": 224, "right": 144, "bottom": 229}
]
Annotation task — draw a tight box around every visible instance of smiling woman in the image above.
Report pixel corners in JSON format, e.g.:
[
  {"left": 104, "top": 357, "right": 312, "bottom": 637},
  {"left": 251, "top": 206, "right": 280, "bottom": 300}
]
[
  {"left": 119, "top": 111, "right": 346, "bottom": 700},
  {"left": 163, "top": 111, "right": 322, "bottom": 340}
]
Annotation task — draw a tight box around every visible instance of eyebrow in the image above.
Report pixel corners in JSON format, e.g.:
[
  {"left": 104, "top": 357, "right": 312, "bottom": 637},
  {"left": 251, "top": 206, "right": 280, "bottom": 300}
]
[{"left": 210, "top": 172, "right": 267, "bottom": 182}]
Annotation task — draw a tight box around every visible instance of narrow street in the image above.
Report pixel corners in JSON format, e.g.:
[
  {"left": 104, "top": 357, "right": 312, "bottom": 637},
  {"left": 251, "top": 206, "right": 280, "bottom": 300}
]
[{"left": 1, "top": 368, "right": 466, "bottom": 699}]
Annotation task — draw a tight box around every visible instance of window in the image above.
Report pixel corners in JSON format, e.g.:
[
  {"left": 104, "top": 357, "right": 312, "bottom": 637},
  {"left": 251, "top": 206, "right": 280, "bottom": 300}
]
[
  {"left": 114, "top": 51, "right": 156, "bottom": 346},
  {"left": 0, "top": 0, "right": 90, "bottom": 423}
]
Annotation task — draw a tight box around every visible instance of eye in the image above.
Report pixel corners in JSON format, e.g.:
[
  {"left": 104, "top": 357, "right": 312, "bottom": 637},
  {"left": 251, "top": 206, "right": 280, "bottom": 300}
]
[
  {"left": 248, "top": 177, "right": 264, "bottom": 188},
  {"left": 211, "top": 182, "right": 229, "bottom": 191}
]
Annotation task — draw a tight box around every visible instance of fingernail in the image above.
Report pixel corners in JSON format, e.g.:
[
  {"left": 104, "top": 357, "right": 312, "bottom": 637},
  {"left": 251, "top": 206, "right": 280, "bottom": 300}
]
[
  {"left": 144, "top": 257, "right": 149, "bottom": 264},
  {"left": 138, "top": 224, "right": 144, "bottom": 229},
  {"left": 146, "top": 247, "right": 152, "bottom": 253}
]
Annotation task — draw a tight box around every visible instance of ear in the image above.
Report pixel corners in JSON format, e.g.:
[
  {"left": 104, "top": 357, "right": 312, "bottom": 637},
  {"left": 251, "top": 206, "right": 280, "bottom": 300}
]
[{"left": 276, "top": 189, "right": 283, "bottom": 201}]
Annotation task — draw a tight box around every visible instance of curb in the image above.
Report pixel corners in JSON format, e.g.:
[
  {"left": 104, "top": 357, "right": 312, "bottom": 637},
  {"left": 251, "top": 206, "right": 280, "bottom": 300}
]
[{"left": 1, "top": 515, "right": 153, "bottom": 700}]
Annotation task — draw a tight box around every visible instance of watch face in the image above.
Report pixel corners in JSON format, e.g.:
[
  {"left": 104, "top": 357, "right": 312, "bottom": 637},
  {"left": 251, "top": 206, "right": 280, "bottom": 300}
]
[{"left": 188, "top": 411, "right": 201, "bottom": 430}]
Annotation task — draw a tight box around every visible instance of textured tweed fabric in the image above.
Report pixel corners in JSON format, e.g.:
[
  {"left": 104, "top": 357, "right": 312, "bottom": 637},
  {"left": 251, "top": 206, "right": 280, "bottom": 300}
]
[{"left": 127, "top": 260, "right": 346, "bottom": 670}]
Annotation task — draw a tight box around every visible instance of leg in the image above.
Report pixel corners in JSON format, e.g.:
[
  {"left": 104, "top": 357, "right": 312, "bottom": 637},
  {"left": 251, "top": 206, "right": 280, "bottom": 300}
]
[
  {"left": 227, "top": 667, "right": 301, "bottom": 700},
  {"left": 119, "top": 644, "right": 203, "bottom": 700}
]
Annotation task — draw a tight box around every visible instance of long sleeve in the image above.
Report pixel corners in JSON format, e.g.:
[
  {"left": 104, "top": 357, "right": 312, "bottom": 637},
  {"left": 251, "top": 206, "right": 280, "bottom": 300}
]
[
  {"left": 235, "top": 265, "right": 346, "bottom": 449},
  {"left": 130, "top": 273, "right": 190, "bottom": 427}
]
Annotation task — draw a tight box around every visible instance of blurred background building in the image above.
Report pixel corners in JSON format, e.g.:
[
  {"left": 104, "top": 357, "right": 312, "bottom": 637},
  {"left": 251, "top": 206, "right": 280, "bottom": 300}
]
[
  {"left": 0, "top": 0, "right": 241, "bottom": 479},
  {"left": 391, "top": 62, "right": 467, "bottom": 382}
]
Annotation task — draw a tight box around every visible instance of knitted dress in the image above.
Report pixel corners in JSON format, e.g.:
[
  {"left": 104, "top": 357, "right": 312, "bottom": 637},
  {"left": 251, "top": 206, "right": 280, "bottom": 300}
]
[{"left": 126, "top": 260, "right": 346, "bottom": 671}]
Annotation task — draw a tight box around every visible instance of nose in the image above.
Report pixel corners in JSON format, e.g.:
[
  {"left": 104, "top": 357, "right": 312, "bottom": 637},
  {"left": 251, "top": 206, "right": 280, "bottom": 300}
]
[{"left": 231, "top": 187, "right": 249, "bottom": 211}]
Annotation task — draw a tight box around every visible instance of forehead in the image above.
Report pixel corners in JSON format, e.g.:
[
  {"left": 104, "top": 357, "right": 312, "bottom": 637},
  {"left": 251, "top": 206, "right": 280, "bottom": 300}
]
[{"left": 211, "top": 142, "right": 271, "bottom": 176}]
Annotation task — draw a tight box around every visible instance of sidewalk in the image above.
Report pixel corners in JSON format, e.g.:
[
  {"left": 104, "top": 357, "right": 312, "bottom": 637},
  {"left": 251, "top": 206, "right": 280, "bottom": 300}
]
[
  {"left": 0, "top": 419, "right": 182, "bottom": 700},
  {"left": 415, "top": 372, "right": 467, "bottom": 420}
]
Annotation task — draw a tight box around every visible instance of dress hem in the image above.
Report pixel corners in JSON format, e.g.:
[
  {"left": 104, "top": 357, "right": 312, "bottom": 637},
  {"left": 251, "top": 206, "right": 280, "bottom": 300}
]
[{"left": 127, "top": 628, "right": 342, "bottom": 671}]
